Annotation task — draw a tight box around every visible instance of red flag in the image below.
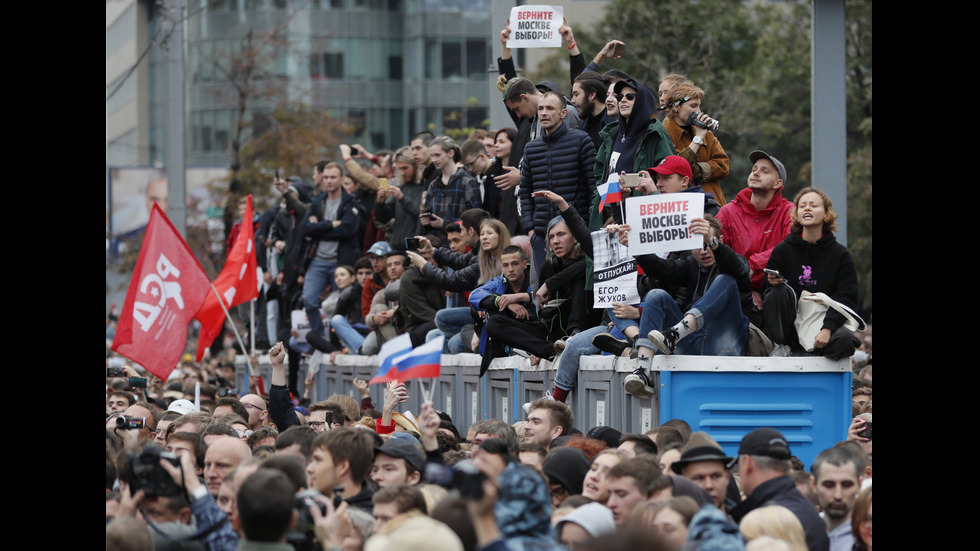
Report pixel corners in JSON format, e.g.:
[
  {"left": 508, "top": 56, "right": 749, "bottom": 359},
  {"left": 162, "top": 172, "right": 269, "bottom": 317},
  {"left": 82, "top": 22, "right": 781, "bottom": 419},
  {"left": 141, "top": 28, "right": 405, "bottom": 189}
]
[
  {"left": 112, "top": 204, "right": 210, "bottom": 380},
  {"left": 194, "top": 195, "right": 259, "bottom": 360}
]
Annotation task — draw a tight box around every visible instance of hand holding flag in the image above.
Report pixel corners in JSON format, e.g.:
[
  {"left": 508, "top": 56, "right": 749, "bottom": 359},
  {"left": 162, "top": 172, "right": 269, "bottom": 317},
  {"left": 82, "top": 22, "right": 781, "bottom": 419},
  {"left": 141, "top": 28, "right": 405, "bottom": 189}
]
[
  {"left": 597, "top": 174, "right": 622, "bottom": 211},
  {"left": 369, "top": 335, "right": 444, "bottom": 384}
]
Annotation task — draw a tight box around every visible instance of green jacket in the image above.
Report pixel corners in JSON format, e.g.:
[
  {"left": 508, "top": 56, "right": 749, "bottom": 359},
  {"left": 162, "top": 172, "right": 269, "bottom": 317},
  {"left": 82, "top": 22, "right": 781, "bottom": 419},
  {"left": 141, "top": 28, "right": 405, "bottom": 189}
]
[{"left": 587, "top": 118, "right": 674, "bottom": 288}]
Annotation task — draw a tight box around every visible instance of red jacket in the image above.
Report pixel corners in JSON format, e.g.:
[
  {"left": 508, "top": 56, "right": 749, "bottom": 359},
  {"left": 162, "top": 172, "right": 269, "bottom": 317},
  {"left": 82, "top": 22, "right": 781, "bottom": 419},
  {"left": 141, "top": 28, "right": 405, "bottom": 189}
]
[{"left": 716, "top": 187, "right": 793, "bottom": 291}]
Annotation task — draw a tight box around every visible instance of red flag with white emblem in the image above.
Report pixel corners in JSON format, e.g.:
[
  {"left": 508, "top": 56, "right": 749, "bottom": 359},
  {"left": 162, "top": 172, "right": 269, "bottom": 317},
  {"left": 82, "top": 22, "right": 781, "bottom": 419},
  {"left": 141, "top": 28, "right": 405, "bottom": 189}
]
[
  {"left": 194, "top": 195, "right": 259, "bottom": 360},
  {"left": 112, "top": 204, "right": 211, "bottom": 380}
]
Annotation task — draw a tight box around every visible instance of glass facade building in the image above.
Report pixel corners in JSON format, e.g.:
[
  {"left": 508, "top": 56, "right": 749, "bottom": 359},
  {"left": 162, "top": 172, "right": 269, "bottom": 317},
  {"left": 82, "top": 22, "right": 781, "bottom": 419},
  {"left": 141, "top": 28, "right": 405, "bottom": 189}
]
[{"left": 128, "top": 0, "right": 494, "bottom": 167}]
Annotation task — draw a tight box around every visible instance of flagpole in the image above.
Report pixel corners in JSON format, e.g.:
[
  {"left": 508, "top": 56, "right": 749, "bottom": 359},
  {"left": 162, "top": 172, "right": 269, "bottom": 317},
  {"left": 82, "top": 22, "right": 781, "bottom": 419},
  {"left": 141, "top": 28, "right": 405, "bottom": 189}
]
[
  {"left": 207, "top": 283, "right": 250, "bottom": 367},
  {"left": 250, "top": 299, "right": 255, "bottom": 355}
]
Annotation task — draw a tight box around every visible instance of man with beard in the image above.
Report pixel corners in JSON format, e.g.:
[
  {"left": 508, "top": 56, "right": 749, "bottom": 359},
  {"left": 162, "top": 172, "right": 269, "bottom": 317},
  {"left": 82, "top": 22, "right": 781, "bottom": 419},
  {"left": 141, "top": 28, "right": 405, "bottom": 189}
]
[
  {"left": 811, "top": 447, "right": 866, "bottom": 551},
  {"left": 571, "top": 71, "right": 613, "bottom": 149}
]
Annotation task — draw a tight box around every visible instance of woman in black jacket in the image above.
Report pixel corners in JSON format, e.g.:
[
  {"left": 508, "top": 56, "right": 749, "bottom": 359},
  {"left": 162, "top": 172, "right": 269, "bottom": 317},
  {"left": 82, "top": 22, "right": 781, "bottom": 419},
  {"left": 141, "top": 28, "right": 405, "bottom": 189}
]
[{"left": 764, "top": 187, "right": 860, "bottom": 360}]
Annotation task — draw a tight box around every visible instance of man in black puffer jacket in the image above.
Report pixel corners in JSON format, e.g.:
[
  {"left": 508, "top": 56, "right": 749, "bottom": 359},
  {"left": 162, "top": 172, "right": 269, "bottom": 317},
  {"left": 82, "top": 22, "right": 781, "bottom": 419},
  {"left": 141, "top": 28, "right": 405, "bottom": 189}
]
[{"left": 520, "top": 91, "right": 596, "bottom": 284}]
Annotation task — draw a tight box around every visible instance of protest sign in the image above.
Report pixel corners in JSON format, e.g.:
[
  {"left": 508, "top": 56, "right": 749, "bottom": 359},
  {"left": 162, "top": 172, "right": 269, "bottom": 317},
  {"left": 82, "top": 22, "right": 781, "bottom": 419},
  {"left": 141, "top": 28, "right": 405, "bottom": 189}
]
[
  {"left": 507, "top": 5, "right": 563, "bottom": 48},
  {"left": 591, "top": 230, "right": 640, "bottom": 308},
  {"left": 291, "top": 309, "right": 320, "bottom": 343},
  {"left": 624, "top": 194, "right": 704, "bottom": 255}
]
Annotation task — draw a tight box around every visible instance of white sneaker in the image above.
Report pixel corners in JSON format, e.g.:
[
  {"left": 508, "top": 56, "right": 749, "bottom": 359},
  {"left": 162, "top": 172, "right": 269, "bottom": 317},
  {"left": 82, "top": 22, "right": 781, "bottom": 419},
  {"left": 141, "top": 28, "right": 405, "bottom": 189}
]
[{"left": 523, "top": 390, "right": 554, "bottom": 415}]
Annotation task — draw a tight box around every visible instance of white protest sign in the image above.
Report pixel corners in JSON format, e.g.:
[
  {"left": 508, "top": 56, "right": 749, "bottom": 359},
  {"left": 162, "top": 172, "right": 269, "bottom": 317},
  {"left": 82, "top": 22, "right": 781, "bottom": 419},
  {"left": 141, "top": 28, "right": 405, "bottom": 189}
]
[
  {"left": 290, "top": 309, "right": 325, "bottom": 343},
  {"left": 507, "top": 5, "right": 564, "bottom": 48},
  {"left": 625, "top": 194, "right": 704, "bottom": 255},
  {"left": 291, "top": 310, "right": 311, "bottom": 342},
  {"left": 591, "top": 230, "right": 641, "bottom": 308}
]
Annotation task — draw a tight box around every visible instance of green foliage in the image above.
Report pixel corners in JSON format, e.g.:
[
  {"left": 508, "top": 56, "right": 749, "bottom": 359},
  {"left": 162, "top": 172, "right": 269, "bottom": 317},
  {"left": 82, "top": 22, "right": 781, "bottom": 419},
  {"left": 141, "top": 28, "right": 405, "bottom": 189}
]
[
  {"left": 229, "top": 104, "right": 355, "bottom": 211},
  {"left": 844, "top": 0, "right": 872, "bottom": 312}
]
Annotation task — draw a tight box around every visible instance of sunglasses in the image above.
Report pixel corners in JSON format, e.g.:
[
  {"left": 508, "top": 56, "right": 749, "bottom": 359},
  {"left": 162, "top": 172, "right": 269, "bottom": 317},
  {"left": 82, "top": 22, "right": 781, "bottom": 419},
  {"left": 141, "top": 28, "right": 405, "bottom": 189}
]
[{"left": 616, "top": 92, "right": 637, "bottom": 102}]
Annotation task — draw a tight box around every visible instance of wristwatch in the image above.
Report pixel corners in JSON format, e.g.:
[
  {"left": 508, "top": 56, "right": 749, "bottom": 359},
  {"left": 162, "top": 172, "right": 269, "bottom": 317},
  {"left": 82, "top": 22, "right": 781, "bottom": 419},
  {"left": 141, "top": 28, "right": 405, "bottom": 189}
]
[{"left": 692, "top": 136, "right": 704, "bottom": 145}]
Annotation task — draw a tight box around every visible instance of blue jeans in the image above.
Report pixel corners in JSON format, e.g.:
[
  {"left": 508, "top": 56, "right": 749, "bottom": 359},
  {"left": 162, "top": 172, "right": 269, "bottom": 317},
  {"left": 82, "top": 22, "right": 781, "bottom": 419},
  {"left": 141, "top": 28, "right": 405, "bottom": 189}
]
[
  {"left": 435, "top": 307, "right": 473, "bottom": 352},
  {"left": 330, "top": 314, "right": 366, "bottom": 353},
  {"left": 607, "top": 309, "right": 640, "bottom": 334},
  {"left": 635, "top": 274, "right": 748, "bottom": 356},
  {"left": 288, "top": 336, "right": 312, "bottom": 355},
  {"left": 303, "top": 258, "right": 337, "bottom": 336},
  {"left": 553, "top": 325, "right": 609, "bottom": 391}
]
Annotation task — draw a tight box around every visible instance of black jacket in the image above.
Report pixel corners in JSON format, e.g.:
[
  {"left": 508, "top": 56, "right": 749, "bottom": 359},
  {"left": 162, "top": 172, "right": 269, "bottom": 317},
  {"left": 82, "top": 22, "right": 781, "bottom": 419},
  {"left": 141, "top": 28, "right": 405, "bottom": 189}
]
[
  {"left": 731, "top": 475, "right": 830, "bottom": 551},
  {"left": 636, "top": 240, "right": 760, "bottom": 327},
  {"left": 765, "top": 231, "right": 858, "bottom": 332}
]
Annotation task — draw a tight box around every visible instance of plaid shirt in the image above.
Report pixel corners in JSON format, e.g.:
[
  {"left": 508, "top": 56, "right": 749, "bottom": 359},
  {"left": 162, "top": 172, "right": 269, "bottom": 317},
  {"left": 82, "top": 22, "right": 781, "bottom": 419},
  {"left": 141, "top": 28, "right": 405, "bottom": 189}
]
[{"left": 422, "top": 167, "right": 481, "bottom": 225}]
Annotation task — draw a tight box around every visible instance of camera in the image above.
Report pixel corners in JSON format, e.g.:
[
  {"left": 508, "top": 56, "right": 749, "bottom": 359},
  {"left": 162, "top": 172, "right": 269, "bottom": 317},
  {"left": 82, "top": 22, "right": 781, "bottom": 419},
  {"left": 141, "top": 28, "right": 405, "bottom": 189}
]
[
  {"left": 688, "top": 110, "right": 720, "bottom": 131},
  {"left": 210, "top": 375, "right": 237, "bottom": 397},
  {"left": 116, "top": 416, "right": 147, "bottom": 430},
  {"left": 124, "top": 444, "right": 182, "bottom": 497},
  {"left": 423, "top": 461, "right": 486, "bottom": 500},
  {"left": 288, "top": 488, "right": 344, "bottom": 551},
  {"left": 217, "top": 386, "right": 240, "bottom": 397}
]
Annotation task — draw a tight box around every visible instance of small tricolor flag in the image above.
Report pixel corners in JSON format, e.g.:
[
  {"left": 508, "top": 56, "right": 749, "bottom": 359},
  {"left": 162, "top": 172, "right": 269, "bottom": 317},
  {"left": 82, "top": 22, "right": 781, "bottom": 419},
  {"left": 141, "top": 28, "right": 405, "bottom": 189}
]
[
  {"left": 369, "top": 335, "right": 444, "bottom": 384},
  {"left": 597, "top": 179, "right": 622, "bottom": 211}
]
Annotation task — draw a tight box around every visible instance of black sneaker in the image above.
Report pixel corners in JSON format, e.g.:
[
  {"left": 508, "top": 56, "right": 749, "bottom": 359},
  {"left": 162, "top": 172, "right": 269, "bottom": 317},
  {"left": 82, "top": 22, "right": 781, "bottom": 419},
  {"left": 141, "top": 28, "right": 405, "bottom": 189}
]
[
  {"left": 593, "top": 332, "right": 632, "bottom": 356},
  {"left": 648, "top": 327, "right": 679, "bottom": 355},
  {"left": 624, "top": 368, "right": 655, "bottom": 397},
  {"left": 306, "top": 332, "right": 333, "bottom": 354}
]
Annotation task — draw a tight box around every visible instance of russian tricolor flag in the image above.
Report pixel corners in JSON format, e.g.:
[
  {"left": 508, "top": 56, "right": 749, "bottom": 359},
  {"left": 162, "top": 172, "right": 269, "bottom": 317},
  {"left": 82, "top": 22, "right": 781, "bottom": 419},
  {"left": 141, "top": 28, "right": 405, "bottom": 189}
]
[
  {"left": 597, "top": 178, "right": 622, "bottom": 211},
  {"left": 369, "top": 334, "right": 444, "bottom": 384}
]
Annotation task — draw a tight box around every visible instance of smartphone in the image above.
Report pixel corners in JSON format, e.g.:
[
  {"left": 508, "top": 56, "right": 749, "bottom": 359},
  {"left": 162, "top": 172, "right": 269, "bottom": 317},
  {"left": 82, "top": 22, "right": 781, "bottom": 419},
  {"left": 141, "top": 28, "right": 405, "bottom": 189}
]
[
  {"left": 129, "top": 377, "right": 148, "bottom": 389},
  {"left": 621, "top": 173, "right": 640, "bottom": 188},
  {"left": 107, "top": 367, "right": 126, "bottom": 378},
  {"left": 405, "top": 237, "right": 421, "bottom": 250},
  {"left": 862, "top": 421, "right": 872, "bottom": 439},
  {"left": 611, "top": 42, "right": 625, "bottom": 58},
  {"left": 378, "top": 177, "right": 388, "bottom": 189}
]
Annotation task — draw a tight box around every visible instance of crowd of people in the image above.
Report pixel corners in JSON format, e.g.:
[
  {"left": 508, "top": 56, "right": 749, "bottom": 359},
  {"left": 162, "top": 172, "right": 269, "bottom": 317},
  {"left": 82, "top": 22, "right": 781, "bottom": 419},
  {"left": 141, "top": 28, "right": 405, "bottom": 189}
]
[
  {"left": 105, "top": 347, "right": 873, "bottom": 551},
  {"left": 107, "top": 21, "right": 872, "bottom": 551}
]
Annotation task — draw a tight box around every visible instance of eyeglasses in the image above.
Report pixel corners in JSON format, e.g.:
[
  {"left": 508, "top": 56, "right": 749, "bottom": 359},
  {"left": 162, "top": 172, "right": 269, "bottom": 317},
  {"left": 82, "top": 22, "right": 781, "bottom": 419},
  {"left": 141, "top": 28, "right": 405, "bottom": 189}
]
[
  {"left": 463, "top": 159, "right": 479, "bottom": 171},
  {"left": 307, "top": 421, "right": 326, "bottom": 429},
  {"left": 616, "top": 92, "right": 637, "bottom": 102},
  {"left": 243, "top": 403, "right": 266, "bottom": 411}
]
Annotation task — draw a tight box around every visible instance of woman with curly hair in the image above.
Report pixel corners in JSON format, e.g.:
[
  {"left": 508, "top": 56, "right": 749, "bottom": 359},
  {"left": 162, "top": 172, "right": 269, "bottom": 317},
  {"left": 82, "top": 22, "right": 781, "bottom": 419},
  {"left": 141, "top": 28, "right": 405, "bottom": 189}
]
[{"left": 764, "top": 187, "right": 860, "bottom": 359}]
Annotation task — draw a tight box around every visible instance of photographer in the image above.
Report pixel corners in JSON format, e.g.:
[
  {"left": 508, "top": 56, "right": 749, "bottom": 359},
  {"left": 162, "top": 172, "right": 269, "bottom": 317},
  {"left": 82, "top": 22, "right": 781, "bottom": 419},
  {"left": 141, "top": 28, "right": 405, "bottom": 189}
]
[
  {"left": 159, "top": 445, "right": 240, "bottom": 551},
  {"left": 114, "top": 442, "right": 205, "bottom": 551}
]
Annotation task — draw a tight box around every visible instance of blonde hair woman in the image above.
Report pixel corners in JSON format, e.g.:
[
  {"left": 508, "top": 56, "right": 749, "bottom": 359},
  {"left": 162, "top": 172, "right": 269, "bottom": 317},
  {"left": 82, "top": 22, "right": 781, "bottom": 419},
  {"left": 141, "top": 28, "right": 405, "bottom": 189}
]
[{"left": 739, "top": 505, "right": 808, "bottom": 551}]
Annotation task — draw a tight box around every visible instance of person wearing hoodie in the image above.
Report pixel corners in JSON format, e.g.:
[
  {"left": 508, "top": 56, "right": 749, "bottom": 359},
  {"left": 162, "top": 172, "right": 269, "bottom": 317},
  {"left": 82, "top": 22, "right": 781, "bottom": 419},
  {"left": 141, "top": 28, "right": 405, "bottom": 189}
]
[
  {"left": 716, "top": 150, "right": 794, "bottom": 298},
  {"left": 763, "top": 187, "right": 860, "bottom": 360},
  {"left": 588, "top": 78, "right": 676, "bottom": 293},
  {"left": 591, "top": 77, "right": 676, "bottom": 228}
]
